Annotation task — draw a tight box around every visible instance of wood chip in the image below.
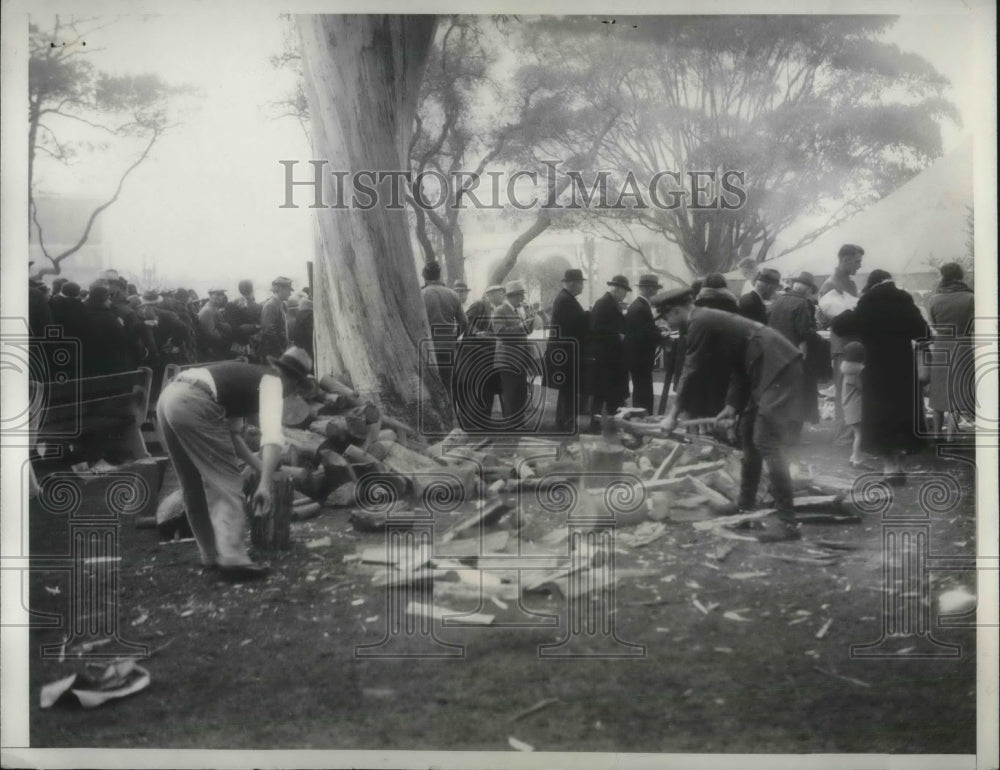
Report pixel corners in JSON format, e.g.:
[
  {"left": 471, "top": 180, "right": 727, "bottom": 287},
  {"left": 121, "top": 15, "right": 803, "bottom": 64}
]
[
  {"left": 813, "top": 666, "right": 870, "bottom": 688},
  {"left": 508, "top": 697, "right": 560, "bottom": 723},
  {"left": 816, "top": 618, "right": 833, "bottom": 639},
  {"left": 507, "top": 736, "right": 535, "bottom": 752}
]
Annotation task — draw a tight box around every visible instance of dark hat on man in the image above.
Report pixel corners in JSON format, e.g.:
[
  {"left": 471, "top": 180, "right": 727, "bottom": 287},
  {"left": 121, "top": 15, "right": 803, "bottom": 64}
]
[
  {"left": 485, "top": 284, "right": 506, "bottom": 295},
  {"left": 844, "top": 341, "right": 866, "bottom": 364},
  {"left": 563, "top": 268, "right": 585, "bottom": 282},
  {"left": 638, "top": 274, "right": 662, "bottom": 289},
  {"left": 208, "top": 288, "right": 227, "bottom": 296},
  {"left": 140, "top": 289, "right": 162, "bottom": 305},
  {"left": 505, "top": 280, "right": 526, "bottom": 296},
  {"left": 422, "top": 262, "right": 442, "bottom": 281},
  {"left": 651, "top": 287, "right": 694, "bottom": 310},
  {"left": 272, "top": 276, "right": 294, "bottom": 289},
  {"left": 607, "top": 275, "right": 632, "bottom": 292},
  {"left": 61, "top": 282, "right": 81, "bottom": 299},
  {"left": 452, "top": 280, "right": 469, "bottom": 292},
  {"left": 755, "top": 267, "right": 781, "bottom": 285},
  {"left": 268, "top": 346, "right": 313, "bottom": 381},
  {"left": 790, "top": 271, "right": 818, "bottom": 291}
]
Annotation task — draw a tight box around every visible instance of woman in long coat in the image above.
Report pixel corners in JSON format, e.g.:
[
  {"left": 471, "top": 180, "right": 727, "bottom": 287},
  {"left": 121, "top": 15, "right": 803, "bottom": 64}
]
[{"left": 832, "top": 270, "right": 930, "bottom": 482}]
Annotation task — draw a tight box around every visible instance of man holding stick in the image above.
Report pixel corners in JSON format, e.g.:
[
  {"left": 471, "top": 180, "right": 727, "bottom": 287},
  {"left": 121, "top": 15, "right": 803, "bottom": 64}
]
[{"left": 656, "top": 288, "right": 808, "bottom": 542}]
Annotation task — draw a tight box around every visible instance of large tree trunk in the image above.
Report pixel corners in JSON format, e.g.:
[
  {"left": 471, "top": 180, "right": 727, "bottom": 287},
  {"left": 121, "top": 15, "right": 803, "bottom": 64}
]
[{"left": 298, "top": 15, "right": 450, "bottom": 432}]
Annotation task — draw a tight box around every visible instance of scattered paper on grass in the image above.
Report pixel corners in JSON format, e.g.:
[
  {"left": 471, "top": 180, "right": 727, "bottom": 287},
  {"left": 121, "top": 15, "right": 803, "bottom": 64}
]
[
  {"left": 714, "top": 646, "right": 734, "bottom": 654},
  {"left": 727, "top": 571, "right": 770, "bottom": 580},
  {"left": 405, "top": 601, "right": 494, "bottom": 625},
  {"left": 306, "top": 536, "right": 333, "bottom": 550},
  {"left": 179, "top": 609, "right": 194, "bottom": 618},
  {"left": 364, "top": 616, "right": 380, "bottom": 623},
  {"left": 939, "top": 587, "right": 975, "bottom": 615},
  {"left": 508, "top": 697, "right": 560, "bottom": 723},
  {"left": 131, "top": 612, "right": 149, "bottom": 627},
  {"left": 508, "top": 736, "right": 535, "bottom": 752},
  {"left": 41, "top": 660, "right": 151, "bottom": 709},
  {"left": 723, "top": 611, "right": 751, "bottom": 623},
  {"left": 351, "top": 598, "right": 365, "bottom": 607},
  {"left": 44, "top": 586, "right": 61, "bottom": 595},
  {"left": 813, "top": 666, "right": 870, "bottom": 688},
  {"left": 239, "top": 639, "right": 252, "bottom": 647},
  {"left": 816, "top": 619, "right": 833, "bottom": 639}
]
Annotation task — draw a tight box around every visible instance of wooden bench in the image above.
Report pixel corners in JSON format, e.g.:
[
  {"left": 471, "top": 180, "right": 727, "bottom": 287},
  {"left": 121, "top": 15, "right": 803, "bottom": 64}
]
[{"left": 30, "top": 367, "right": 154, "bottom": 466}]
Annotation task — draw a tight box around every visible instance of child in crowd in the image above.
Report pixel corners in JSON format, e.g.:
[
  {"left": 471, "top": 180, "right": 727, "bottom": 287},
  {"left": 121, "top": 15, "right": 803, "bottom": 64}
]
[{"left": 840, "top": 341, "right": 867, "bottom": 468}]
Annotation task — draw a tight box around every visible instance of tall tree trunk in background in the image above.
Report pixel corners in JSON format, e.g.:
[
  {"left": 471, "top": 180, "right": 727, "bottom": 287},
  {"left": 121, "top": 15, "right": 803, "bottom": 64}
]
[{"left": 297, "top": 15, "right": 450, "bottom": 432}]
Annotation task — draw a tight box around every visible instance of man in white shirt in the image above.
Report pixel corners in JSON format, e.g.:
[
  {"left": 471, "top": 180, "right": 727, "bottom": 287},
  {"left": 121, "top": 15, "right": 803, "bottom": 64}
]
[{"left": 156, "top": 347, "right": 315, "bottom": 580}]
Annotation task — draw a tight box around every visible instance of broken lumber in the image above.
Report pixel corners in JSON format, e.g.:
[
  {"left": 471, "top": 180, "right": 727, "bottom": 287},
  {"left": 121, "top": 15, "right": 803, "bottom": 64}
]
[
  {"left": 441, "top": 500, "right": 511, "bottom": 543},
  {"left": 283, "top": 427, "right": 330, "bottom": 467},
  {"left": 667, "top": 459, "right": 726, "bottom": 479},
  {"left": 687, "top": 474, "right": 732, "bottom": 506},
  {"left": 652, "top": 443, "right": 685, "bottom": 479},
  {"left": 282, "top": 395, "right": 313, "bottom": 428}
]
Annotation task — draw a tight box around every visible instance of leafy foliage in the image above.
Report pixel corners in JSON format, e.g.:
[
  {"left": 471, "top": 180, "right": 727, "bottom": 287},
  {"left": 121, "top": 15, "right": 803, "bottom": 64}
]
[{"left": 28, "top": 16, "right": 195, "bottom": 276}]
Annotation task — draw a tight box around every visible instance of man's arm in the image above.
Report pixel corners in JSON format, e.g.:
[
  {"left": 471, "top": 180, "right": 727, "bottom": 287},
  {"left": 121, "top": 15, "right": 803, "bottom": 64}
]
[{"left": 250, "top": 374, "right": 285, "bottom": 514}]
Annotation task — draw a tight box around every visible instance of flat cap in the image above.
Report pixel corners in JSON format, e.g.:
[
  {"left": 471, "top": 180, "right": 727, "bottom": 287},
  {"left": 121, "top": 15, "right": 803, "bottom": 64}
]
[{"left": 651, "top": 287, "right": 694, "bottom": 310}]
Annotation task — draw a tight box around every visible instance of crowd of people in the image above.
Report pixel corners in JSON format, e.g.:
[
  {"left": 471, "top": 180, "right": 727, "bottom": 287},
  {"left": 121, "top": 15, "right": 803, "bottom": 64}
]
[
  {"left": 27, "top": 267, "right": 315, "bottom": 397},
  {"left": 424, "top": 245, "right": 976, "bottom": 541}
]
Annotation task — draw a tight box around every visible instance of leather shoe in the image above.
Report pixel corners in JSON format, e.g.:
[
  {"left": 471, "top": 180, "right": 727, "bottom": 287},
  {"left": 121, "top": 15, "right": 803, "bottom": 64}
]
[
  {"left": 756, "top": 523, "right": 802, "bottom": 543},
  {"left": 217, "top": 563, "right": 270, "bottom": 582}
]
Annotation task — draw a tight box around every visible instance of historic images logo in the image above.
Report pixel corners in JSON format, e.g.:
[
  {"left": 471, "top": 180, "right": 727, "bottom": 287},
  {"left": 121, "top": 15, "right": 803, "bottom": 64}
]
[{"left": 279, "top": 160, "right": 748, "bottom": 212}]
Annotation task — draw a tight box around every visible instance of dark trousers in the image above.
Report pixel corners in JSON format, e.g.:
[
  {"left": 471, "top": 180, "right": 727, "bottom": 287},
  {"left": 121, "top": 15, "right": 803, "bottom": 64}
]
[
  {"left": 739, "top": 405, "right": 795, "bottom": 524},
  {"left": 630, "top": 368, "right": 654, "bottom": 414},
  {"left": 500, "top": 370, "right": 529, "bottom": 430},
  {"left": 555, "top": 386, "right": 580, "bottom": 432}
]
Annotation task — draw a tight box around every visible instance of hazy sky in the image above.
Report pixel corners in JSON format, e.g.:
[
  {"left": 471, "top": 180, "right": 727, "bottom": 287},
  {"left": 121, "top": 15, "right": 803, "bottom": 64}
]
[{"left": 26, "top": 8, "right": 983, "bottom": 291}]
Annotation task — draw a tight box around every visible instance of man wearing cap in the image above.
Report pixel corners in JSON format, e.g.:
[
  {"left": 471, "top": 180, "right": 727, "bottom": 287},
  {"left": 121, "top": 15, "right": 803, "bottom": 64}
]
[
  {"left": 768, "top": 272, "right": 823, "bottom": 440},
  {"left": 818, "top": 244, "right": 864, "bottom": 442},
  {"left": 156, "top": 347, "right": 316, "bottom": 580},
  {"left": 140, "top": 290, "right": 195, "bottom": 369},
  {"left": 198, "top": 288, "right": 234, "bottom": 361},
  {"left": 260, "top": 277, "right": 293, "bottom": 360},
  {"left": 588, "top": 275, "right": 632, "bottom": 431},
  {"left": 625, "top": 274, "right": 667, "bottom": 414},
  {"left": 738, "top": 268, "right": 781, "bottom": 325},
  {"left": 491, "top": 280, "right": 536, "bottom": 429},
  {"left": 455, "top": 285, "right": 505, "bottom": 429},
  {"left": 452, "top": 280, "right": 471, "bottom": 310},
  {"left": 421, "top": 262, "right": 468, "bottom": 398},
  {"left": 656, "top": 288, "right": 808, "bottom": 542},
  {"left": 544, "top": 269, "right": 589, "bottom": 432}
]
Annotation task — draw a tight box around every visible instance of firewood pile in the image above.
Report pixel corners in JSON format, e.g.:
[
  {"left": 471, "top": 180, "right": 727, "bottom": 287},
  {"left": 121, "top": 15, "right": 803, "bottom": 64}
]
[{"left": 259, "top": 379, "right": 859, "bottom": 539}]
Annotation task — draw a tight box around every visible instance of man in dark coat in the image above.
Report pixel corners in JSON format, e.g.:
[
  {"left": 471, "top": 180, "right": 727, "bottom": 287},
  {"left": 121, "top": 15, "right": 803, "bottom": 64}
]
[
  {"left": 421, "top": 261, "right": 468, "bottom": 399},
  {"left": 624, "top": 274, "right": 664, "bottom": 414},
  {"left": 694, "top": 273, "right": 740, "bottom": 313},
  {"left": 927, "top": 262, "right": 975, "bottom": 435},
  {"left": 260, "top": 277, "right": 293, "bottom": 360},
  {"left": 767, "top": 271, "right": 822, "bottom": 438},
  {"left": 455, "top": 285, "right": 506, "bottom": 430},
  {"left": 832, "top": 270, "right": 931, "bottom": 481},
  {"left": 82, "top": 284, "right": 129, "bottom": 377},
  {"left": 658, "top": 288, "right": 808, "bottom": 542},
  {"left": 738, "top": 268, "right": 780, "bottom": 324},
  {"left": 588, "top": 275, "right": 632, "bottom": 432},
  {"left": 491, "top": 281, "right": 536, "bottom": 431},
  {"left": 544, "top": 269, "right": 589, "bottom": 432}
]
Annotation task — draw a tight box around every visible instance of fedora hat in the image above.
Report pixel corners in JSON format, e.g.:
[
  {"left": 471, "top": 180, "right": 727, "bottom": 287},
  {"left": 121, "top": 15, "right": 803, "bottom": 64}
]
[
  {"left": 755, "top": 268, "right": 781, "bottom": 285},
  {"left": 140, "top": 290, "right": 162, "bottom": 305},
  {"left": 504, "top": 280, "right": 526, "bottom": 296},
  {"left": 790, "top": 271, "right": 818, "bottom": 291},
  {"left": 452, "top": 280, "right": 469, "bottom": 291},
  {"left": 637, "top": 274, "right": 662, "bottom": 289},
  {"left": 607, "top": 275, "right": 632, "bottom": 292},
  {"left": 563, "top": 268, "right": 585, "bottom": 282},
  {"left": 208, "top": 288, "right": 227, "bottom": 295},
  {"left": 268, "top": 346, "right": 313, "bottom": 381}
]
